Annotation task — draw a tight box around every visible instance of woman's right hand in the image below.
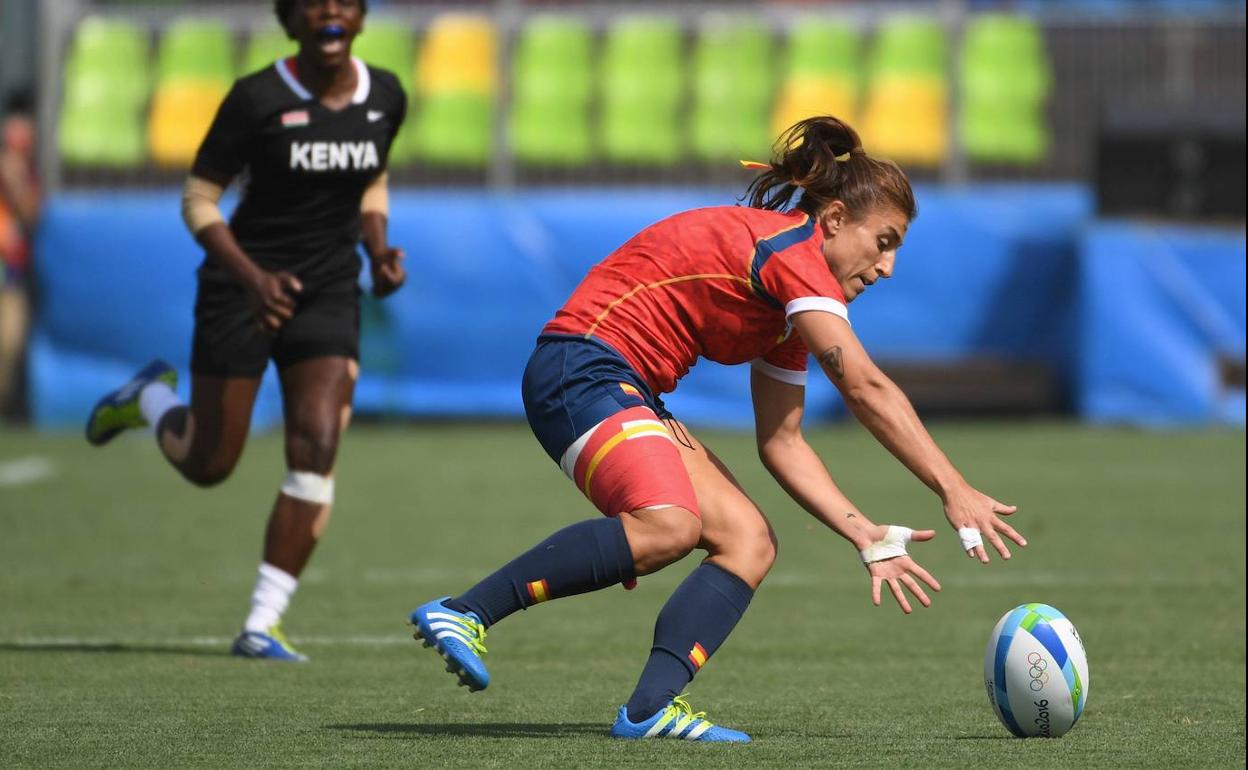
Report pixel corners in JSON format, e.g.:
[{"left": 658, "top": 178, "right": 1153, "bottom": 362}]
[{"left": 246, "top": 270, "right": 303, "bottom": 333}]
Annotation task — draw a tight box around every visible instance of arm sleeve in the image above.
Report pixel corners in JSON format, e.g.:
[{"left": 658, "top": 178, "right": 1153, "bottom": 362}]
[
  {"left": 759, "top": 244, "right": 850, "bottom": 325},
  {"left": 752, "top": 331, "right": 810, "bottom": 386},
  {"left": 191, "top": 81, "right": 256, "bottom": 181},
  {"left": 360, "top": 172, "right": 389, "bottom": 215},
  {"left": 181, "top": 175, "right": 226, "bottom": 236}
]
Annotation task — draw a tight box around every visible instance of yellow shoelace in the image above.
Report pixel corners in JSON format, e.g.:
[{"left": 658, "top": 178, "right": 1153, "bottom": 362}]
[
  {"left": 667, "top": 694, "right": 712, "bottom": 727},
  {"left": 451, "top": 615, "right": 488, "bottom": 656}
]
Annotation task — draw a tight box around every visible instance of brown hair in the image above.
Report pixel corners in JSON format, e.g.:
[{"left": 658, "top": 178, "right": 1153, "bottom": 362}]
[{"left": 745, "top": 116, "right": 917, "bottom": 222}]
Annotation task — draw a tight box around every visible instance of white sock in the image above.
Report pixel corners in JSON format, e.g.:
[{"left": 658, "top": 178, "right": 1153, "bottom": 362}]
[
  {"left": 243, "top": 562, "right": 299, "bottom": 634},
  {"left": 138, "top": 381, "right": 182, "bottom": 427}
]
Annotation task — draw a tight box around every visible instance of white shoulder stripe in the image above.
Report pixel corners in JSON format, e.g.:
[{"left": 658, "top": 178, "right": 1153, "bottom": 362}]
[
  {"left": 351, "top": 57, "right": 371, "bottom": 104},
  {"left": 785, "top": 296, "right": 850, "bottom": 325}
]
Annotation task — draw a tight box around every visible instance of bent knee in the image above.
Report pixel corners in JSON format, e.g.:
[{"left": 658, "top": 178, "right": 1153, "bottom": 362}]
[
  {"left": 627, "top": 505, "right": 702, "bottom": 566},
  {"left": 285, "top": 423, "right": 340, "bottom": 474},
  {"left": 180, "top": 458, "right": 237, "bottom": 488}
]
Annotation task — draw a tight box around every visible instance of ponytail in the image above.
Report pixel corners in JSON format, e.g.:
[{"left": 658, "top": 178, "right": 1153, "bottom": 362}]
[{"left": 744, "top": 116, "right": 917, "bottom": 222}]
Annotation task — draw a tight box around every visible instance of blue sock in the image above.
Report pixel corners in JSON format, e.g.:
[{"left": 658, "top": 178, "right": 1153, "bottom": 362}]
[
  {"left": 445, "top": 517, "right": 635, "bottom": 627},
  {"left": 625, "top": 561, "right": 754, "bottom": 723}
]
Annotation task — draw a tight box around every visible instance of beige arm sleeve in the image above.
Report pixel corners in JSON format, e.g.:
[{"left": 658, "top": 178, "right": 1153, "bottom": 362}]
[
  {"left": 361, "top": 171, "right": 389, "bottom": 216},
  {"left": 181, "top": 176, "right": 226, "bottom": 236}
]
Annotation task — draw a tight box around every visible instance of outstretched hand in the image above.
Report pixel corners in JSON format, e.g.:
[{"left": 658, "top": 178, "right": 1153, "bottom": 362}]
[
  {"left": 860, "top": 525, "right": 942, "bottom": 614},
  {"left": 943, "top": 487, "right": 1026, "bottom": 563}
]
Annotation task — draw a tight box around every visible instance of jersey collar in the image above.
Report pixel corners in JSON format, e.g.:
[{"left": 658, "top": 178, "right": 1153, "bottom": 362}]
[{"left": 275, "top": 56, "right": 371, "bottom": 104}]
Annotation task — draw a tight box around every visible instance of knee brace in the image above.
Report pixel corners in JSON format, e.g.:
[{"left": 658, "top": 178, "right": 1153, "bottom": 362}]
[{"left": 280, "top": 471, "right": 335, "bottom": 505}]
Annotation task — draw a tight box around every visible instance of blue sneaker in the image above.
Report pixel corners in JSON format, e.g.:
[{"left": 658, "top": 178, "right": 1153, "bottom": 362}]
[
  {"left": 611, "top": 695, "right": 751, "bottom": 742},
  {"left": 230, "top": 624, "right": 309, "bottom": 662},
  {"left": 409, "top": 597, "right": 490, "bottom": 692},
  {"left": 85, "top": 359, "right": 178, "bottom": 446}
]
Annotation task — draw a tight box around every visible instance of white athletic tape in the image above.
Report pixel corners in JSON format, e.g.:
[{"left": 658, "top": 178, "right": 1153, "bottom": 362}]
[
  {"left": 859, "top": 525, "right": 914, "bottom": 564},
  {"left": 280, "top": 471, "right": 334, "bottom": 504},
  {"left": 958, "top": 526, "right": 983, "bottom": 552}
]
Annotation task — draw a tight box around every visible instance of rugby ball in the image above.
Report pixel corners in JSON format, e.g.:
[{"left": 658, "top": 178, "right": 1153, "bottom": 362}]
[{"left": 984, "top": 603, "right": 1088, "bottom": 738}]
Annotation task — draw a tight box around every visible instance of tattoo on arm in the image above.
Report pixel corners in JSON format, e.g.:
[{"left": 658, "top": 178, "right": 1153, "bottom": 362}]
[{"left": 818, "top": 346, "right": 845, "bottom": 379}]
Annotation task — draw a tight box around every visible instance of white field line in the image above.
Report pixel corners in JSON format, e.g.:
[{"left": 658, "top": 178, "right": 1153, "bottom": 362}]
[
  {"left": 2, "top": 634, "right": 413, "bottom": 648},
  {"left": 0, "top": 456, "right": 55, "bottom": 488}
]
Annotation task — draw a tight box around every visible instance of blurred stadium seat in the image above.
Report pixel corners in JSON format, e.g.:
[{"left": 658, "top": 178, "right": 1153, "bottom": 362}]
[
  {"left": 772, "top": 19, "right": 862, "bottom": 143},
  {"left": 509, "top": 17, "right": 594, "bottom": 167},
  {"left": 413, "top": 14, "right": 497, "bottom": 167},
  {"left": 691, "top": 16, "right": 775, "bottom": 163},
  {"left": 148, "top": 81, "right": 228, "bottom": 168},
  {"left": 59, "top": 16, "right": 150, "bottom": 168},
  {"left": 861, "top": 15, "right": 948, "bottom": 167},
  {"left": 960, "top": 14, "right": 1052, "bottom": 164},
  {"left": 600, "top": 16, "right": 685, "bottom": 166},
  {"left": 242, "top": 27, "right": 296, "bottom": 75},
  {"left": 154, "top": 18, "right": 235, "bottom": 89}
]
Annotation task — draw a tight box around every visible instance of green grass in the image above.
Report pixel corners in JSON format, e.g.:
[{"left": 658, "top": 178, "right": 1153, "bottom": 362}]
[{"left": 1, "top": 422, "right": 1244, "bottom": 768}]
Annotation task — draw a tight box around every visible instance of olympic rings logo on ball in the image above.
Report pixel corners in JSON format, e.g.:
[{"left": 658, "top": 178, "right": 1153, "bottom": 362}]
[{"left": 1026, "top": 652, "right": 1049, "bottom": 691}]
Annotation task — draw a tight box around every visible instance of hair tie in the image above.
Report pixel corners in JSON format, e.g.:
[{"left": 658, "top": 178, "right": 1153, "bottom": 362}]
[
  {"left": 739, "top": 159, "right": 772, "bottom": 170},
  {"left": 834, "top": 151, "right": 851, "bottom": 162}
]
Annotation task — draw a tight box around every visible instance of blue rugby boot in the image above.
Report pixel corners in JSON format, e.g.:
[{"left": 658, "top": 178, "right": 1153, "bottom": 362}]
[
  {"left": 85, "top": 359, "right": 178, "bottom": 446},
  {"left": 230, "top": 624, "right": 309, "bottom": 662},
  {"left": 409, "top": 597, "right": 490, "bottom": 692},
  {"left": 610, "top": 695, "right": 751, "bottom": 743}
]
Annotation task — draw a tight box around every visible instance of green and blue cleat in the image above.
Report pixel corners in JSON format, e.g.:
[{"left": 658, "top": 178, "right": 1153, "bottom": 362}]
[
  {"left": 409, "top": 597, "right": 490, "bottom": 692},
  {"left": 230, "top": 624, "right": 308, "bottom": 662},
  {"left": 611, "top": 695, "right": 751, "bottom": 742},
  {"left": 85, "top": 359, "right": 177, "bottom": 446}
]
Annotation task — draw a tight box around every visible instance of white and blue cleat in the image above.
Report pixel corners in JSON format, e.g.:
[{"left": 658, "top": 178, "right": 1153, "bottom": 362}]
[
  {"left": 611, "top": 695, "right": 751, "bottom": 743},
  {"left": 85, "top": 359, "right": 178, "bottom": 446},
  {"left": 230, "top": 625, "right": 309, "bottom": 662},
  {"left": 409, "top": 597, "right": 490, "bottom": 692}
]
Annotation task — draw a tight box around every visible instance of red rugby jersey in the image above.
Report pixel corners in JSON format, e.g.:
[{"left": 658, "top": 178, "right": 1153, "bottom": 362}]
[{"left": 543, "top": 206, "right": 849, "bottom": 394}]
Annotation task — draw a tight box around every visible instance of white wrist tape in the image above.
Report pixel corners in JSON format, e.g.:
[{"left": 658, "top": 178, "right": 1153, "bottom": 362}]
[
  {"left": 958, "top": 526, "right": 983, "bottom": 552},
  {"left": 280, "top": 471, "right": 335, "bottom": 505},
  {"left": 859, "top": 525, "right": 914, "bottom": 564}
]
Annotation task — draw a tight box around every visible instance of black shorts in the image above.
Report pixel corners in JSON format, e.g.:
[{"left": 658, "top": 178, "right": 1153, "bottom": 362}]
[{"left": 191, "top": 275, "right": 360, "bottom": 377}]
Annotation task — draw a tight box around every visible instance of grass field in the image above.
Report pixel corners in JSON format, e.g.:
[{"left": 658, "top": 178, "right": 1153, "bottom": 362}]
[{"left": 1, "top": 421, "right": 1244, "bottom": 768}]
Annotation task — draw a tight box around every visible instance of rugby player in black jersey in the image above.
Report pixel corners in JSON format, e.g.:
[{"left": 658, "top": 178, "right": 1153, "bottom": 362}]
[{"left": 86, "top": 0, "right": 407, "bottom": 661}]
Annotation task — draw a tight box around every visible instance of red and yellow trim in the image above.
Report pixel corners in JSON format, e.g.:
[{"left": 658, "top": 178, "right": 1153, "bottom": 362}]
[
  {"left": 619, "top": 382, "right": 641, "bottom": 398},
  {"left": 688, "top": 642, "right": 708, "bottom": 670},
  {"left": 526, "top": 579, "right": 550, "bottom": 604}
]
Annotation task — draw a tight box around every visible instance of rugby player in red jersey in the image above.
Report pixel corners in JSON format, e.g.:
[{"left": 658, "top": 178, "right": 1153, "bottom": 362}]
[{"left": 410, "top": 116, "right": 1026, "bottom": 742}]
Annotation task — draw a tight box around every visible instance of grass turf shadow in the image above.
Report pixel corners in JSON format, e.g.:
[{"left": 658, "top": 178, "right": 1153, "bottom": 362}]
[
  {"left": 328, "top": 722, "right": 609, "bottom": 740},
  {"left": 0, "top": 642, "right": 232, "bottom": 657}
]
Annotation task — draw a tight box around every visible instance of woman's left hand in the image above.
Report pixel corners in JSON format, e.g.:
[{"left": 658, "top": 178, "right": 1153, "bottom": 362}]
[
  {"left": 370, "top": 246, "right": 406, "bottom": 298},
  {"left": 860, "top": 525, "right": 942, "bottom": 614}
]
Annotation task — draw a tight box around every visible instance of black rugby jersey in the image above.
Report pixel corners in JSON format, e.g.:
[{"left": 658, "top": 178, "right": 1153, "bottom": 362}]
[{"left": 193, "top": 57, "right": 406, "bottom": 286}]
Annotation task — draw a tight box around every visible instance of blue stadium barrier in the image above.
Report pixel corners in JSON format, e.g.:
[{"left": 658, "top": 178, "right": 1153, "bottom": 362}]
[
  {"left": 30, "top": 184, "right": 1241, "bottom": 430},
  {"left": 1079, "top": 222, "right": 1246, "bottom": 426}
]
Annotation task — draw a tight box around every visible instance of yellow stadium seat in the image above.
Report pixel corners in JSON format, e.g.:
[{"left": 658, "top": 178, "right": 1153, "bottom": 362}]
[
  {"left": 417, "top": 14, "right": 497, "bottom": 96},
  {"left": 771, "top": 77, "right": 858, "bottom": 139},
  {"left": 148, "top": 82, "right": 228, "bottom": 168},
  {"left": 859, "top": 76, "right": 946, "bottom": 167}
]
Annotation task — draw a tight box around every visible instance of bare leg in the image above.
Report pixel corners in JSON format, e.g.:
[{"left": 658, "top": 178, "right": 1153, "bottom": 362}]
[
  {"left": 155, "top": 374, "right": 261, "bottom": 486},
  {"left": 262, "top": 356, "right": 357, "bottom": 577}
]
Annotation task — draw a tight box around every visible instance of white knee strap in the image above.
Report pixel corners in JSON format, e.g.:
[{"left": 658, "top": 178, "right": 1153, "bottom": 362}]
[{"left": 281, "top": 471, "right": 334, "bottom": 504}]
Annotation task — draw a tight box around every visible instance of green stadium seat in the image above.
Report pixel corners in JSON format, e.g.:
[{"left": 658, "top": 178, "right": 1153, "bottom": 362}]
[
  {"left": 155, "top": 18, "right": 235, "bottom": 88},
  {"left": 65, "top": 16, "right": 150, "bottom": 108},
  {"left": 773, "top": 19, "right": 862, "bottom": 135},
  {"left": 242, "top": 28, "right": 295, "bottom": 74},
  {"left": 353, "top": 18, "right": 415, "bottom": 93},
  {"left": 959, "top": 14, "right": 1052, "bottom": 164},
  {"left": 600, "top": 16, "right": 684, "bottom": 165},
  {"left": 868, "top": 15, "right": 947, "bottom": 80},
  {"left": 691, "top": 17, "right": 775, "bottom": 162},
  {"left": 861, "top": 15, "right": 949, "bottom": 167},
  {"left": 59, "top": 93, "right": 145, "bottom": 168},
  {"left": 413, "top": 93, "right": 492, "bottom": 167},
  {"left": 509, "top": 17, "right": 593, "bottom": 166}
]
